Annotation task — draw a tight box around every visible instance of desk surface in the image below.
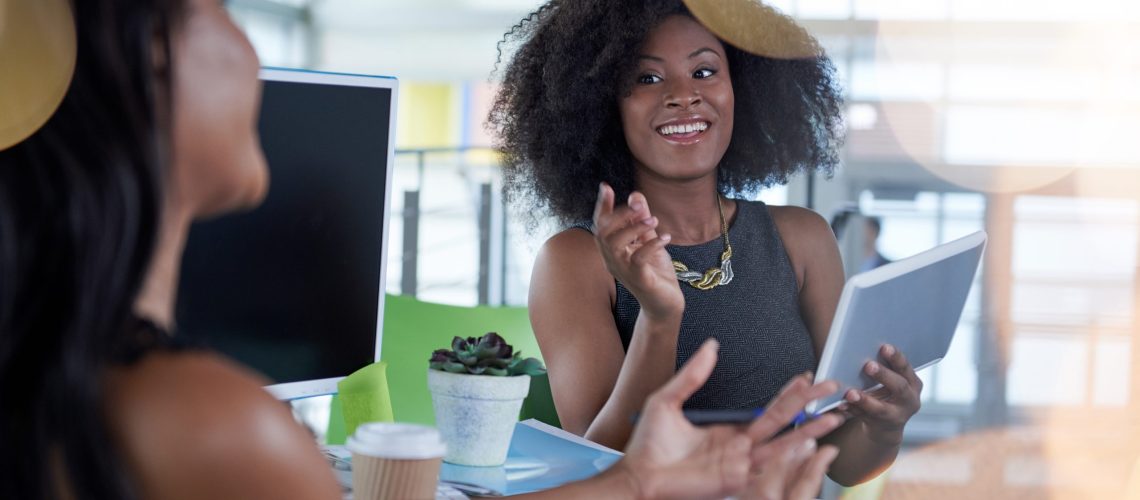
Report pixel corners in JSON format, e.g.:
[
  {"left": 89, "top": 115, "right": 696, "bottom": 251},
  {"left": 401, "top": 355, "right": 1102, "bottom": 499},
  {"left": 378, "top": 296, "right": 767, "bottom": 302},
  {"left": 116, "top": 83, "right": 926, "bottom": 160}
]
[{"left": 328, "top": 420, "right": 620, "bottom": 498}]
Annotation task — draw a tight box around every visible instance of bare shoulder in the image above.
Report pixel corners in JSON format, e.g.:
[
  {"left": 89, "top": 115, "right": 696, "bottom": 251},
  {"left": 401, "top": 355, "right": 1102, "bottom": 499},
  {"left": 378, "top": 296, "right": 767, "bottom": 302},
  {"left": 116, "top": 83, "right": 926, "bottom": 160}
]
[
  {"left": 105, "top": 351, "right": 340, "bottom": 500},
  {"left": 766, "top": 205, "right": 841, "bottom": 289},
  {"left": 538, "top": 227, "right": 601, "bottom": 266},
  {"left": 532, "top": 227, "right": 612, "bottom": 301},
  {"left": 766, "top": 205, "right": 834, "bottom": 247}
]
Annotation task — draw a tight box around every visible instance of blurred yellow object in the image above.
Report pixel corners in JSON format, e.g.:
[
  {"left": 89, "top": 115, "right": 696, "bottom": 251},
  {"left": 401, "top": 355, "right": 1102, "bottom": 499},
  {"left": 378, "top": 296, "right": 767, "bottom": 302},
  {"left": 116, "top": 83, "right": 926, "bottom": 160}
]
[
  {"left": 682, "top": 0, "right": 820, "bottom": 59},
  {"left": 0, "top": 0, "right": 77, "bottom": 150},
  {"left": 839, "top": 469, "right": 887, "bottom": 500}
]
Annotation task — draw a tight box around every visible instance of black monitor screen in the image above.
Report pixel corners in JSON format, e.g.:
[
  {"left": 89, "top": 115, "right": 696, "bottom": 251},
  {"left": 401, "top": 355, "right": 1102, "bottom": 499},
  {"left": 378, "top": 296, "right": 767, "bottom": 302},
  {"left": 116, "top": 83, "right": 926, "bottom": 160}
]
[{"left": 176, "top": 77, "right": 392, "bottom": 385}]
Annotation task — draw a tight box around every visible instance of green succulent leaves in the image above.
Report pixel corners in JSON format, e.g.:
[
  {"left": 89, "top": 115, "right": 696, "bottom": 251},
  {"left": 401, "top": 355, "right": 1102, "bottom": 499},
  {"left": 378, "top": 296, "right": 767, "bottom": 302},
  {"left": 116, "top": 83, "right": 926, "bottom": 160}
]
[{"left": 429, "top": 332, "right": 547, "bottom": 377}]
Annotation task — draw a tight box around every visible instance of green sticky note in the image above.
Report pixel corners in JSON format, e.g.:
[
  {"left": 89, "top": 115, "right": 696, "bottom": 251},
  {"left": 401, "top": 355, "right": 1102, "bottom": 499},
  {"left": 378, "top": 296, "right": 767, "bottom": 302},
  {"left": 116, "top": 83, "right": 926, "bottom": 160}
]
[{"left": 337, "top": 361, "right": 395, "bottom": 438}]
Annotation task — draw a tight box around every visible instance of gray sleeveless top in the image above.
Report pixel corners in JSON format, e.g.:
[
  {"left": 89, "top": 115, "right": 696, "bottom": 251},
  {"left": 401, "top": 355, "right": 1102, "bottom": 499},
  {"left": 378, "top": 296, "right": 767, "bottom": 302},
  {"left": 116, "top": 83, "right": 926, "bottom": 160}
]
[{"left": 604, "top": 200, "right": 817, "bottom": 410}]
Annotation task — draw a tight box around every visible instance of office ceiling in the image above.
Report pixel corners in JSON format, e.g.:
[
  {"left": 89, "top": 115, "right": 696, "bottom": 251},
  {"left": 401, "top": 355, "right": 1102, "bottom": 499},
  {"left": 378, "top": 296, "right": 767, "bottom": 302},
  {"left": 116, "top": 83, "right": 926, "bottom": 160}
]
[{"left": 311, "top": 0, "right": 544, "bottom": 80}]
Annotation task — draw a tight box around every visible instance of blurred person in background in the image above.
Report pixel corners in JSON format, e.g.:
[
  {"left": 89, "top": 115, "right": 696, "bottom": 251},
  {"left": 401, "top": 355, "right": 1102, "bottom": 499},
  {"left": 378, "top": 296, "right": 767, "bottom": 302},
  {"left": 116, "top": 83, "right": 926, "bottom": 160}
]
[{"left": 859, "top": 217, "right": 892, "bottom": 272}]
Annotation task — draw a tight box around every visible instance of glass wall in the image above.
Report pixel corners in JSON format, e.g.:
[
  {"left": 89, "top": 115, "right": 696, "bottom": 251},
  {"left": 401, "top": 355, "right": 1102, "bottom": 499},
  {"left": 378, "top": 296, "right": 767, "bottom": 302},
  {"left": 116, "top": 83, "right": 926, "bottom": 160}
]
[{"left": 1009, "top": 196, "right": 1137, "bottom": 408}]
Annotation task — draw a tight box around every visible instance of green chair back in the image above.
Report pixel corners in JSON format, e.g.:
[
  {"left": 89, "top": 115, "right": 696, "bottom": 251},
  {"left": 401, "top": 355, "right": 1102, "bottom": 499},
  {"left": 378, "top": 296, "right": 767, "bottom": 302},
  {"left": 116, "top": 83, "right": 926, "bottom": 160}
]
[{"left": 379, "top": 294, "right": 560, "bottom": 428}]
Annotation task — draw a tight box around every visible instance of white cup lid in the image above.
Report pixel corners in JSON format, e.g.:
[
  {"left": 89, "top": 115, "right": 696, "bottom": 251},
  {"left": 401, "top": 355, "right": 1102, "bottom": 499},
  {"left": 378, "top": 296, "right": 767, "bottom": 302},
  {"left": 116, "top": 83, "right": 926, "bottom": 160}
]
[{"left": 346, "top": 423, "right": 447, "bottom": 460}]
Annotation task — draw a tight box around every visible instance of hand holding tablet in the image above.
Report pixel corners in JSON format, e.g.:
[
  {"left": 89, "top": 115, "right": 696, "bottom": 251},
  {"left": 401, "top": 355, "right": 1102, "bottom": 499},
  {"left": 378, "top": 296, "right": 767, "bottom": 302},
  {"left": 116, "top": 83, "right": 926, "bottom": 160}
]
[
  {"left": 674, "top": 231, "right": 984, "bottom": 447},
  {"left": 807, "top": 231, "right": 987, "bottom": 415},
  {"left": 839, "top": 343, "right": 925, "bottom": 441}
]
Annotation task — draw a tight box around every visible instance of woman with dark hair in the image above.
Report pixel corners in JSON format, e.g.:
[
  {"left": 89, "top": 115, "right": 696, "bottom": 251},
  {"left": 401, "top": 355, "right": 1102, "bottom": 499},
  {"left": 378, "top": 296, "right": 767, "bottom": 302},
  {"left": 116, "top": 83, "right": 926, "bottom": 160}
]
[
  {"left": 491, "top": 0, "right": 924, "bottom": 485},
  {"left": 0, "top": 0, "right": 338, "bottom": 498},
  {"left": 0, "top": 0, "right": 845, "bottom": 498}
]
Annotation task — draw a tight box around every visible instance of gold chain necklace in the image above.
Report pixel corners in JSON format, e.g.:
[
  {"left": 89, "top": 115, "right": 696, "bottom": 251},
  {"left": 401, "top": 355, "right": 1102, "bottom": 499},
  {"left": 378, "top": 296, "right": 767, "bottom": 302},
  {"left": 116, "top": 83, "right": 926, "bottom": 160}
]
[{"left": 671, "top": 195, "right": 734, "bottom": 290}]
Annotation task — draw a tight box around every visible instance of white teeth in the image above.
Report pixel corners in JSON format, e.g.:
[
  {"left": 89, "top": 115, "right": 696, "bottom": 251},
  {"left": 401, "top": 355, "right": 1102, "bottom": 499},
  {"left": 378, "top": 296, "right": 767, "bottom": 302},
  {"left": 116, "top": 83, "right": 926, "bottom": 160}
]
[{"left": 658, "top": 122, "right": 709, "bottom": 136}]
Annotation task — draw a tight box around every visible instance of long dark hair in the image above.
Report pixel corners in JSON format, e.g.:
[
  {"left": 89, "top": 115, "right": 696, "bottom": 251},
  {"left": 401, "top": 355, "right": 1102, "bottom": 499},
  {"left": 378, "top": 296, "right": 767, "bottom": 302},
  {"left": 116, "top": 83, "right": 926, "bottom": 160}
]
[{"left": 0, "top": 0, "right": 182, "bottom": 498}]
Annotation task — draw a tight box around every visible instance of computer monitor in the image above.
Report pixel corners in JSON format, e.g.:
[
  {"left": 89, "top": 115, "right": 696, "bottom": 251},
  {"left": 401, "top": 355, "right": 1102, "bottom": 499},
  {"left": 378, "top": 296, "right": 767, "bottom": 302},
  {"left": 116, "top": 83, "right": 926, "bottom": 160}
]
[{"left": 176, "top": 68, "right": 398, "bottom": 400}]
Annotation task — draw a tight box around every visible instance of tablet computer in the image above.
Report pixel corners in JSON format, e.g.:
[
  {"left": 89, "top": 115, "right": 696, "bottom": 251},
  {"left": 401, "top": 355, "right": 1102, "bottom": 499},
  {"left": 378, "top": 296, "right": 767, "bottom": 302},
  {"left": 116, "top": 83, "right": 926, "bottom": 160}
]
[{"left": 806, "top": 230, "right": 987, "bottom": 414}]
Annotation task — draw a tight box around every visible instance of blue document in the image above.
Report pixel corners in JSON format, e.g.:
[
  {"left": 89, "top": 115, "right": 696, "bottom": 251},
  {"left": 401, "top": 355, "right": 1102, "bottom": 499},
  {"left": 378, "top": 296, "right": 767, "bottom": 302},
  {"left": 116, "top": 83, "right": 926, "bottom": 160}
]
[{"left": 439, "top": 419, "right": 623, "bottom": 496}]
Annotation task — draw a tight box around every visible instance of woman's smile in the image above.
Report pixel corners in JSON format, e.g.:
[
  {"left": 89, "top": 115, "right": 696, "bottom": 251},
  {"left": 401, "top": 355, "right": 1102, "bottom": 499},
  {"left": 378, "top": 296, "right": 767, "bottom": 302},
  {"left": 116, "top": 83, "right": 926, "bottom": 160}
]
[{"left": 656, "top": 116, "right": 712, "bottom": 145}]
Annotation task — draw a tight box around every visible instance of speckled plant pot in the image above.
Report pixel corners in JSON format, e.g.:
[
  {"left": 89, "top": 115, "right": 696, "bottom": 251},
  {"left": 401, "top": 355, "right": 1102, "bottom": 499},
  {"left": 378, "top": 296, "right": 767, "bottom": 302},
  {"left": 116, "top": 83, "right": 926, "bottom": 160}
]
[{"left": 427, "top": 369, "right": 531, "bottom": 466}]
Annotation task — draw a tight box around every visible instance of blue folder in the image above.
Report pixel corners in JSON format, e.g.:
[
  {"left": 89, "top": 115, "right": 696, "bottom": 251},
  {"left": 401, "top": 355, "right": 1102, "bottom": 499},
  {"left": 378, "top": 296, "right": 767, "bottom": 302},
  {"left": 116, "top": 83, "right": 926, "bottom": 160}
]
[{"left": 439, "top": 419, "right": 623, "bottom": 496}]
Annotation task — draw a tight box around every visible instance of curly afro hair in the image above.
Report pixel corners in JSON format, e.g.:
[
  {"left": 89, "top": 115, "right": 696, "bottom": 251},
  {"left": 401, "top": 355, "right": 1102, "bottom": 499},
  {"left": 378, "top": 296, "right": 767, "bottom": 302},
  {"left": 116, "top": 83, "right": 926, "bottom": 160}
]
[{"left": 488, "top": 0, "right": 845, "bottom": 229}]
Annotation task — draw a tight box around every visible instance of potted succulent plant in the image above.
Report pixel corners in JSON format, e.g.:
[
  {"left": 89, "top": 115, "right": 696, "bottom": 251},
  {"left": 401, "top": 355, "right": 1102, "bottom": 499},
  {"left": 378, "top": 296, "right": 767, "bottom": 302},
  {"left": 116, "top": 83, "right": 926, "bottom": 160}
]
[{"left": 427, "top": 332, "right": 546, "bottom": 466}]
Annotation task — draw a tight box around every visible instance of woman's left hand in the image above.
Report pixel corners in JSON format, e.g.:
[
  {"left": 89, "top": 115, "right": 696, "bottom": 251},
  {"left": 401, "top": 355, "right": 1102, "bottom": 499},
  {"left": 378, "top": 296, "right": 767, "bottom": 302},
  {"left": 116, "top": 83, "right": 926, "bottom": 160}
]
[{"left": 841, "top": 344, "right": 923, "bottom": 444}]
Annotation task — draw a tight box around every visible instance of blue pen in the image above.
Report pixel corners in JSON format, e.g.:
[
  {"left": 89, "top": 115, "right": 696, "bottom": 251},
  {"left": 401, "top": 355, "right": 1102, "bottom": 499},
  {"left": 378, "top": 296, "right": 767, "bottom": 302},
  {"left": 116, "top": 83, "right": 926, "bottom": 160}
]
[{"left": 681, "top": 409, "right": 811, "bottom": 426}]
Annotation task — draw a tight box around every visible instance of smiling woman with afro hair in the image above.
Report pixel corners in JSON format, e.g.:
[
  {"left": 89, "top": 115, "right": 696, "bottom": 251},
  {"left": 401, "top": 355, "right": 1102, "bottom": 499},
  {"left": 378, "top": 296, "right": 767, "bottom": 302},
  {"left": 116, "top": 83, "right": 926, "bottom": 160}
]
[
  {"left": 490, "top": 0, "right": 842, "bottom": 227},
  {"left": 491, "top": 0, "right": 925, "bottom": 487}
]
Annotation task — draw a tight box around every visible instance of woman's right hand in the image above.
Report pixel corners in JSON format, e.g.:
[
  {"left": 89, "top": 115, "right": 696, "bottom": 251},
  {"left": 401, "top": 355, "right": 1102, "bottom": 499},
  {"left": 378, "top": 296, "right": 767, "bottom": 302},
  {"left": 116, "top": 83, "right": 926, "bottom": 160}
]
[{"left": 592, "top": 182, "right": 683, "bottom": 320}]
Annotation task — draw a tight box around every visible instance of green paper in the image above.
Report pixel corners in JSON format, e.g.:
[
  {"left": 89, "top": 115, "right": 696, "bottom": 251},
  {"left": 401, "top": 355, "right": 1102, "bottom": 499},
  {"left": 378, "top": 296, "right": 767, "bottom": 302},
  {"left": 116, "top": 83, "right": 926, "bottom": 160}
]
[
  {"left": 336, "top": 361, "right": 395, "bottom": 438},
  {"left": 325, "top": 394, "right": 347, "bottom": 445}
]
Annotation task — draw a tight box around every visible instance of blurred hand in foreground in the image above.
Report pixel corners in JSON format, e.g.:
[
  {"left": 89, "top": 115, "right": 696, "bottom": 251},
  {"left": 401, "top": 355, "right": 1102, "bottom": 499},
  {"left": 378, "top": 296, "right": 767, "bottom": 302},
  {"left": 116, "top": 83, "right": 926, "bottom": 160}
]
[{"left": 618, "top": 339, "right": 844, "bottom": 500}]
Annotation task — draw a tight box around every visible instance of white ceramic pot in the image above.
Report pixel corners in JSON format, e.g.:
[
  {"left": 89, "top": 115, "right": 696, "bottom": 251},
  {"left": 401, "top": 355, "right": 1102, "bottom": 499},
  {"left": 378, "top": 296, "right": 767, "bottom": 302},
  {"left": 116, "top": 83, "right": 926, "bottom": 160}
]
[{"left": 427, "top": 369, "right": 531, "bottom": 466}]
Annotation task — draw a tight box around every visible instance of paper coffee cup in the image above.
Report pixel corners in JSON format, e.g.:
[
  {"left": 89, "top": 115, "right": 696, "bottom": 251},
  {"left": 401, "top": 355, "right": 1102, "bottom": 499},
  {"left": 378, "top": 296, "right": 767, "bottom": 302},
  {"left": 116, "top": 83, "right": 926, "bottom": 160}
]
[{"left": 347, "top": 423, "right": 446, "bottom": 500}]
